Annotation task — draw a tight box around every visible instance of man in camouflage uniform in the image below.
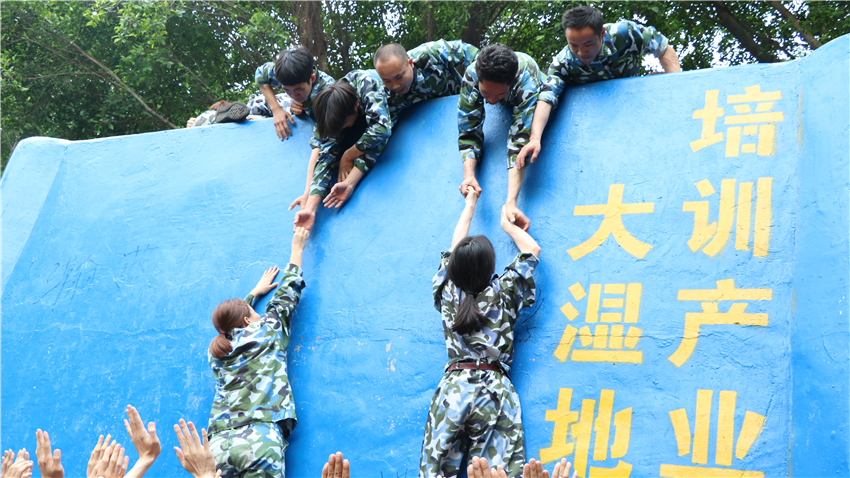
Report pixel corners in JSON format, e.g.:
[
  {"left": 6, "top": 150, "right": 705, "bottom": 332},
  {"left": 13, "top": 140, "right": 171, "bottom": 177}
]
[
  {"left": 207, "top": 233, "right": 308, "bottom": 478},
  {"left": 518, "top": 5, "right": 681, "bottom": 165},
  {"left": 291, "top": 70, "right": 393, "bottom": 231},
  {"left": 373, "top": 39, "right": 479, "bottom": 119},
  {"left": 255, "top": 46, "right": 335, "bottom": 140},
  {"left": 457, "top": 44, "right": 546, "bottom": 232}
]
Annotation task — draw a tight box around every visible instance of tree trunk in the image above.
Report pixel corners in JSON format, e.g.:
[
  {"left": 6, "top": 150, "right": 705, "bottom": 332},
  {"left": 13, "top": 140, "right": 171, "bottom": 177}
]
[
  {"left": 460, "top": 2, "right": 507, "bottom": 48},
  {"left": 294, "top": 1, "right": 328, "bottom": 72},
  {"left": 710, "top": 1, "right": 781, "bottom": 63},
  {"left": 426, "top": 1, "right": 435, "bottom": 42},
  {"left": 769, "top": 1, "right": 822, "bottom": 49}
]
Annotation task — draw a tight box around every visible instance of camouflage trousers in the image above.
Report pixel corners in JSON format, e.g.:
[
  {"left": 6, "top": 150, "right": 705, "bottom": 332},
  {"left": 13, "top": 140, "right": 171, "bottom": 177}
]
[
  {"left": 209, "top": 422, "right": 288, "bottom": 478},
  {"left": 419, "top": 370, "right": 525, "bottom": 478}
]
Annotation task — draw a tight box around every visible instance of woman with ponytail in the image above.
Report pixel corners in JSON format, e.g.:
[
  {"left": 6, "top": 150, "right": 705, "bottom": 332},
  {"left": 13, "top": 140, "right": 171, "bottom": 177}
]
[
  {"left": 419, "top": 187, "right": 541, "bottom": 478},
  {"left": 206, "top": 227, "right": 310, "bottom": 478}
]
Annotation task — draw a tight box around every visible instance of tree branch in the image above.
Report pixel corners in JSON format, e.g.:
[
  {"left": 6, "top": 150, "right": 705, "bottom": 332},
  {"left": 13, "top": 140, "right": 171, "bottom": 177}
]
[
  {"left": 769, "top": 1, "right": 822, "bottom": 49},
  {"left": 710, "top": 0, "right": 780, "bottom": 63}
]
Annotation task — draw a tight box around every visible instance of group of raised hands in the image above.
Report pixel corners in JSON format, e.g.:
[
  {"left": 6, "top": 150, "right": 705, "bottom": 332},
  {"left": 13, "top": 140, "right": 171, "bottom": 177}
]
[
  {"left": 0, "top": 406, "right": 219, "bottom": 478},
  {"left": 318, "top": 452, "right": 576, "bottom": 478}
]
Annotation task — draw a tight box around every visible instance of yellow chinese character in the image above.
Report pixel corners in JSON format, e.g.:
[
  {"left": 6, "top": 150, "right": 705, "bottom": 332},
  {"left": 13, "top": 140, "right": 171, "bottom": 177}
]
[
  {"left": 683, "top": 178, "right": 773, "bottom": 257},
  {"left": 567, "top": 185, "right": 654, "bottom": 260},
  {"left": 690, "top": 85, "right": 783, "bottom": 157},
  {"left": 540, "top": 388, "right": 633, "bottom": 478},
  {"left": 725, "top": 85, "right": 783, "bottom": 157},
  {"left": 690, "top": 90, "right": 724, "bottom": 152},
  {"left": 669, "top": 279, "right": 772, "bottom": 367},
  {"left": 555, "top": 282, "right": 643, "bottom": 364},
  {"left": 661, "top": 389, "right": 766, "bottom": 477}
]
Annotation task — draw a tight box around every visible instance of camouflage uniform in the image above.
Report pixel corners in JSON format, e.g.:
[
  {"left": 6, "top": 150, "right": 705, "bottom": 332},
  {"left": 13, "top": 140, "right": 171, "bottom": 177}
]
[
  {"left": 254, "top": 63, "right": 335, "bottom": 118},
  {"left": 419, "top": 250, "right": 539, "bottom": 478},
  {"left": 192, "top": 109, "right": 218, "bottom": 127},
  {"left": 246, "top": 92, "right": 293, "bottom": 117},
  {"left": 539, "top": 21, "right": 670, "bottom": 108},
  {"left": 385, "top": 39, "right": 479, "bottom": 118},
  {"left": 207, "top": 264, "right": 305, "bottom": 478},
  {"left": 458, "top": 52, "right": 546, "bottom": 169},
  {"left": 308, "top": 70, "right": 393, "bottom": 198}
]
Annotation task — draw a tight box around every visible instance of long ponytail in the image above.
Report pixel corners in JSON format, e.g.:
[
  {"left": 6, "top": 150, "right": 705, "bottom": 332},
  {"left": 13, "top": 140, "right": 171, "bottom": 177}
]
[
  {"left": 447, "top": 235, "right": 496, "bottom": 335},
  {"left": 209, "top": 299, "right": 249, "bottom": 359}
]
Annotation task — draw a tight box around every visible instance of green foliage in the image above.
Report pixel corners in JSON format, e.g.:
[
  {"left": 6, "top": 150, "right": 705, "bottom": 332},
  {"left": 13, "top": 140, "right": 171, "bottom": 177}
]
[{"left": 3, "top": 1, "right": 849, "bottom": 173}]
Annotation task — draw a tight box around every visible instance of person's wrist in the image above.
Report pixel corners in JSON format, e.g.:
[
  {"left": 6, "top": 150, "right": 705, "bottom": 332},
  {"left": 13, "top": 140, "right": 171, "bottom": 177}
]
[{"left": 506, "top": 199, "right": 518, "bottom": 207}]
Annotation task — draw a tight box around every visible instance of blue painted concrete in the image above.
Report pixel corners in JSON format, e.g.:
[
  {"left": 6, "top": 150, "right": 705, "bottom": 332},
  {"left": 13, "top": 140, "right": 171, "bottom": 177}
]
[{"left": 2, "top": 36, "right": 848, "bottom": 477}]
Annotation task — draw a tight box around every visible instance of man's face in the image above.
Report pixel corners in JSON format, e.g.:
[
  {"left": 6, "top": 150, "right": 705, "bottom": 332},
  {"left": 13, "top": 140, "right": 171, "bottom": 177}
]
[
  {"left": 565, "top": 26, "right": 604, "bottom": 65},
  {"left": 478, "top": 79, "right": 510, "bottom": 105},
  {"left": 282, "top": 73, "right": 316, "bottom": 103},
  {"left": 376, "top": 56, "right": 415, "bottom": 95}
]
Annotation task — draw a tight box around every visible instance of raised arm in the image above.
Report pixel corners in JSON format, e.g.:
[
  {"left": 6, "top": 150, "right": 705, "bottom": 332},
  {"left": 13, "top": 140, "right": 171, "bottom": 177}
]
[
  {"left": 500, "top": 205, "right": 540, "bottom": 257},
  {"left": 451, "top": 187, "right": 479, "bottom": 250},
  {"left": 458, "top": 68, "right": 485, "bottom": 196},
  {"left": 255, "top": 62, "right": 294, "bottom": 140}
]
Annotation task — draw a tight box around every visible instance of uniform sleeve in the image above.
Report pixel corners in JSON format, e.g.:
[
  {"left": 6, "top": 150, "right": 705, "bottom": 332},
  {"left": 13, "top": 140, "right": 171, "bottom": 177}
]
[
  {"left": 353, "top": 76, "right": 393, "bottom": 172},
  {"left": 309, "top": 129, "right": 341, "bottom": 197},
  {"left": 626, "top": 21, "right": 669, "bottom": 58},
  {"left": 539, "top": 48, "right": 569, "bottom": 109},
  {"left": 506, "top": 71, "right": 541, "bottom": 169},
  {"left": 458, "top": 68, "right": 484, "bottom": 163},
  {"left": 432, "top": 251, "right": 452, "bottom": 311},
  {"left": 498, "top": 252, "right": 539, "bottom": 313},
  {"left": 262, "top": 263, "right": 306, "bottom": 343},
  {"left": 254, "top": 61, "right": 281, "bottom": 88},
  {"left": 441, "top": 39, "right": 479, "bottom": 71}
]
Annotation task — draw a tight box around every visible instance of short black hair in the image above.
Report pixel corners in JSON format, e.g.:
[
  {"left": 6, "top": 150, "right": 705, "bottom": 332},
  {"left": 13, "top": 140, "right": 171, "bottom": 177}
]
[
  {"left": 273, "top": 46, "right": 314, "bottom": 86},
  {"left": 313, "top": 80, "right": 358, "bottom": 140},
  {"left": 561, "top": 6, "right": 604, "bottom": 35},
  {"left": 373, "top": 43, "right": 409, "bottom": 67},
  {"left": 475, "top": 44, "right": 518, "bottom": 85}
]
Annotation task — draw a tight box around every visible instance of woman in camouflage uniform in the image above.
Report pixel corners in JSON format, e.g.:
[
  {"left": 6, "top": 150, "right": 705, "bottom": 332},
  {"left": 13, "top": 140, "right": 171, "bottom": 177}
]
[
  {"left": 206, "top": 228, "right": 309, "bottom": 478},
  {"left": 419, "top": 188, "right": 541, "bottom": 478}
]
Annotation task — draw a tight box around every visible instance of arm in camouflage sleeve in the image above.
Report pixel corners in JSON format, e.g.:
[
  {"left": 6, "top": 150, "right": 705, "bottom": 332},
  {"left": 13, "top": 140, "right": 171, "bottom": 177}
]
[
  {"left": 441, "top": 39, "right": 479, "bottom": 71},
  {"left": 538, "top": 48, "right": 568, "bottom": 109},
  {"left": 629, "top": 21, "right": 669, "bottom": 58},
  {"left": 458, "top": 70, "right": 485, "bottom": 163},
  {"left": 254, "top": 61, "right": 281, "bottom": 88},
  {"left": 505, "top": 75, "right": 540, "bottom": 169},
  {"left": 352, "top": 77, "right": 393, "bottom": 172},
  {"left": 266, "top": 263, "right": 305, "bottom": 332},
  {"left": 309, "top": 130, "right": 341, "bottom": 197}
]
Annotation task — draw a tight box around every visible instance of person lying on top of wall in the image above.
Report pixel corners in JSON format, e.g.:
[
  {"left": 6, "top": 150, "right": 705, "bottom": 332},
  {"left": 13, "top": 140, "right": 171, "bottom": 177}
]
[
  {"left": 290, "top": 70, "right": 393, "bottom": 232},
  {"left": 373, "top": 39, "right": 479, "bottom": 120},
  {"left": 254, "top": 46, "right": 335, "bottom": 140},
  {"left": 457, "top": 44, "right": 546, "bottom": 233},
  {"left": 517, "top": 5, "right": 682, "bottom": 166}
]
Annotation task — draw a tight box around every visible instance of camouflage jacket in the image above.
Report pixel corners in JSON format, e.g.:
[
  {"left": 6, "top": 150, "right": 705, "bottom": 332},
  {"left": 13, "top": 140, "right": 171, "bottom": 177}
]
[
  {"left": 254, "top": 63, "right": 334, "bottom": 118},
  {"left": 192, "top": 110, "right": 218, "bottom": 127},
  {"left": 386, "top": 39, "right": 479, "bottom": 118},
  {"left": 207, "top": 264, "right": 305, "bottom": 438},
  {"left": 309, "top": 70, "right": 393, "bottom": 197},
  {"left": 458, "top": 52, "right": 546, "bottom": 169},
  {"left": 539, "top": 21, "right": 670, "bottom": 108},
  {"left": 433, "top": 251, "right": 538, "bottom": 373}
]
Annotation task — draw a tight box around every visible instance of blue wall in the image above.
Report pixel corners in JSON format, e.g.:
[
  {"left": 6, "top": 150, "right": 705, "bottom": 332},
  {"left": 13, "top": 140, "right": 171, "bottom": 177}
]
[{"left": 2, "top": 36, "right": 848, "bottom": 477}]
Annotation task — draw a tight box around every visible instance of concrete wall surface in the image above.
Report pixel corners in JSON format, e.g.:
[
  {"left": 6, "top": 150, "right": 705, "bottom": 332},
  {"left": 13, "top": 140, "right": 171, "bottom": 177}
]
[{"left": 2, "top": 35, "right": 848, "bottom": 477}]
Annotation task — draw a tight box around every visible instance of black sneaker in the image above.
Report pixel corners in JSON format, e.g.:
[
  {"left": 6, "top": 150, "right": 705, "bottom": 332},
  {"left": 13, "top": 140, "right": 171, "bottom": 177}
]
[{"left": 215, "top": 101, "right": 249, "bottom": 124}]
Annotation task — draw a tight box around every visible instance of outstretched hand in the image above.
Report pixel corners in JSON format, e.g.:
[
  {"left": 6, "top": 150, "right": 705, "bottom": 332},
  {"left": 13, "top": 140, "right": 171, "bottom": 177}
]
[
  {"left": 502, "top": 204, "right": 530, "bottom": 232},
  {"left": 320, "top": 452, "right": 349, "bottom": 478},
  {"left": 4, "top": 449, "right": 33, "bottom": 478},
  {"left": 273, "top": 109, "right": 294, "bottom": 140},
  {"left": 516, "top": 139, "right": 541, "bottom": 170},
  {"left": 250, "top": 266, "right": 280, "bottom": 297},
  {"left": 466, "top": 456, "right": 494, "bottom": 478},
  {"left": 323, "top": 182, "right": 354, "bottom": 209},
  {"left": 294, "top": 210, "right": 316, "bottom": 232},
  {"left": 173, "top": 420, "right": 218, "bottom": 478},
  {"left": 459, "top": 175, "right": 482, "bottom": 197},
  {"left": 289, "top": 195, "right": 307, "bottom": 212},
  {"left": 522, "top": 458, "right": 549, "bottom": 478},
  {"left": 90, "top": 443, "right": 129, "bottom": 478},
  {"left": 465, "top": 186, "right": 479, "bottom": 207},
  {"left": 551, "top": 459, "right": 577, "bottom": 478},
  {"left": 35, "top": 430, "right": 64, "bottom": 478},
  {"left": 87, "top": 435, "right": 114, "bottom": 478},
  {"left": 124, "top": 405, "right": 161, "bottom": 465}
]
